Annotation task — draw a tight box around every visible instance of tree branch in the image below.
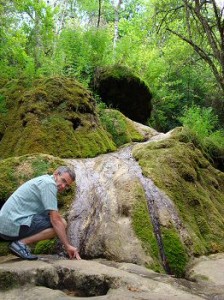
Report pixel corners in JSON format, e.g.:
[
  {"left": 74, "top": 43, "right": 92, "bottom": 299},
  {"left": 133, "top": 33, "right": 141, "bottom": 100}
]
[{"left": 166, "top": 27, "right": 223, "bottom": 88}]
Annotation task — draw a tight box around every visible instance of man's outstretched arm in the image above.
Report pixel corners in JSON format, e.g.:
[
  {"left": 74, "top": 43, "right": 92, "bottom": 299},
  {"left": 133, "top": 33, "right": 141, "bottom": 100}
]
[{"left": 49, "top": 210, "right": 81, "bottom": 260}]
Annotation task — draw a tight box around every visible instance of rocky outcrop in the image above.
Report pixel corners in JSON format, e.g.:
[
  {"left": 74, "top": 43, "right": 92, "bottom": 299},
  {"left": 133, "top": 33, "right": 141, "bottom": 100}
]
[
  {"left": 132, "top": 130, "right": 224, "bottom": 260},
  {"left": 186, "top": 253, "right": 224, "bottom": 285},
  {"left": 1, "top": 126, "right": 224, "bottom": 279},
  {"left": 0, "top": 77, "right": 117, "bottom": 159},
  {"left": 0, "top": 72, "right": 224, "bottom": 297},
  {"left": 64, "top": 128, "right": 224, "bottom": 277}
]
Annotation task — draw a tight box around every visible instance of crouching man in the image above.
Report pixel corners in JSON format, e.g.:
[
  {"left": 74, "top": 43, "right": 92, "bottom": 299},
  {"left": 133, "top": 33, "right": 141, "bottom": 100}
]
[{"left": 0, "top": 166, "right": 81, "bottom": 260}]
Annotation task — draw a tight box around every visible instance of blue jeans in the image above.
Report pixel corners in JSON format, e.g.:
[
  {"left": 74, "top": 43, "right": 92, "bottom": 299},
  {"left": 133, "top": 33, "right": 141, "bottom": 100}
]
[{"left": 0, "top": 213, "right": 53, "bottom": 241}]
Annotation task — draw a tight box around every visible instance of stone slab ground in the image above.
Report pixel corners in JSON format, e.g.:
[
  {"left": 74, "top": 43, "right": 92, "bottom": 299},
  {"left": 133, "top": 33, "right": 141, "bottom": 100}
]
[{"left": 0, "top": 254, "right": 224, "bottom": 299}]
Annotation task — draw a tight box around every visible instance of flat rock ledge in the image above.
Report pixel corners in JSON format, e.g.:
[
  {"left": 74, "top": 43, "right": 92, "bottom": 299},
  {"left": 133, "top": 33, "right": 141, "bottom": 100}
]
[{"left": 1, "top": 254, "right": 224, "bottom": 299}]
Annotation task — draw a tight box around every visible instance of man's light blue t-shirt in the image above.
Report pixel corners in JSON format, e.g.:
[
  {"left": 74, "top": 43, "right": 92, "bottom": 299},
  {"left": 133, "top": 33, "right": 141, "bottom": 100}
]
[{"left": 0, "top": 174, "right": 58, "bottom": 237}]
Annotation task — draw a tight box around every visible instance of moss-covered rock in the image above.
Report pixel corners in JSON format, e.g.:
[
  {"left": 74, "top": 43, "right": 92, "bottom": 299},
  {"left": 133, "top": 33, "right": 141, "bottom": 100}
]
[
  {"left": 131, "top": 189, "right": 163, "bottom": 273},
  {"left": 99, "top": 109, "right": 145, "bottom": 146},
  {"left": 93, "top": 65, "right": 152, "bottom": 124},
  {"left": 132, "top": 137, "right": 224, "bottom": 259},
  {"left": 0, "top": 77, "right": 116, "bottom": 159},
  {"left": 0, "top": 242, "right": 10, "bottom": 257},
  {"left": 34, "top": 238, "right": 58, "bottom": 255},
  {"left": 0, "top": 270, "right": 19, "bottom": 290},
  {"left": 161, "top": 227, "right": 188, "bottom": 277}
]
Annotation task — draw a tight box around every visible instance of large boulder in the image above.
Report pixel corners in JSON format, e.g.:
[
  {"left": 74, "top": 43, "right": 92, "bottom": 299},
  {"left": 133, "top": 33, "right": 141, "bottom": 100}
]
[
  {"left": 132, "top": 129, "right": 224, "bottom": 259},
  {"left": 0, "top": 77, "right": 116, "bottom": 159},
  {"left": 66, "top": 128, "right": 224, "bottom": 278}
]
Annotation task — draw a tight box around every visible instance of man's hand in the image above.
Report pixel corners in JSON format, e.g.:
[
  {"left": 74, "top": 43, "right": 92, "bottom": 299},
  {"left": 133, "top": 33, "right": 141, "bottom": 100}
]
[
  {"left": 49, "top": 211, "right": 81, "bottom": 260},
  {"left": 66, "top": 244, "right": 81, "bottom": 260}
]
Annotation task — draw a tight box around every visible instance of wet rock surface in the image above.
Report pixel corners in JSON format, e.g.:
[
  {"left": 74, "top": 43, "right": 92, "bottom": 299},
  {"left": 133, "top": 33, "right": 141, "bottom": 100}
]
[
  {"left": 66, "top": 130, "right": 190, "bottom": 273},
  {"left": 1, "top": 254, "right": 224, "bottom": 299}
]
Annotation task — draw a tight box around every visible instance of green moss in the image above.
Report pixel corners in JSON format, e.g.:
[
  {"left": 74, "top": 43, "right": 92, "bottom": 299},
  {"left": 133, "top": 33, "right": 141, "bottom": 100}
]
[
  {"left": 173, "top": 126, "right": 224, "bottom": 172},
  {"left": 95, "top": 64, "right": 149, "bottom": 86},
  {"left": 0, "top": 77, "right": 116, "bottom": 159},
  {"left": 131, "top": 184, "right": 189, "bottom": 276},
  {"left": 132, "top": 138, "right": 224, "bottom": 257},
  {"left": 0, "top": 270, "right": 19, "bottom": 290},
  {"left": 161, "top": 228, "right": 189, "bottom": 277},
  {"left": 34, "top": 238, "right": 57, "bottom": 254},
  {"left": 57, "top": 184, "right": 76, "bottom": 212},
  {"left": 0, "top": 242, "right": 10, "bottom": 256},
  {"left": 191, "top": 274, "right": 210, "bottom": 281},
  {"left": 131, "top": 186, "right": 163, "bottom": 273},
  {"left": 99, "top": 109, "right": 144, "bottom": 146}
]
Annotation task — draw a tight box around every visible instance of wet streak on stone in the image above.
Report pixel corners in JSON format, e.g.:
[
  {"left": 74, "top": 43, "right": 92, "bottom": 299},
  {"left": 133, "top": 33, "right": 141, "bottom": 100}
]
[
  {"left": 141, "top": 177, "right": 171, "bottom": 274},
  {"left": 113, "top": 147, "right": 171, "bottom": 274}
]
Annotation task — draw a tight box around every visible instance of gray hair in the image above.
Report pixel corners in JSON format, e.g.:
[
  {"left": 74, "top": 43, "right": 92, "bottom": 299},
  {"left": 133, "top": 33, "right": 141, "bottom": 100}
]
[{"left": 56, "top": 166, "right": 76, "bottom": 181}]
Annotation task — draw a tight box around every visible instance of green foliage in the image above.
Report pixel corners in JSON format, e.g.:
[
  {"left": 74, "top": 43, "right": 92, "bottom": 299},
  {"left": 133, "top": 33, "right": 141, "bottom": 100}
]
[
  {"left": 0, "top": 28, "right": 31, "bottom": 79},
  {"left": 0, "top": 0, "right": 222, "bottom": 134},
  {"left": 179, "top": 106, "right": 219, "bottom": 140},
  {"left": 205, "top": 131, "right": 224, "bottom": 157},
  {"left": 15, "top": 0, "right": 55, "bottom": 68},
  {"left": 147, "top": 45, "right": 213, "bottom": 132},
  {"left": 57, "top": 27, "right": 113, "bottom": 85},
  {"left": 0, "top": 0, "right": 56, "bottom": 79},
  {"left": 178, "top": 105, "right": 224, "bottom": 169},
  {"left": 162, "top": 228, "right": 188, "bottom": 278}
]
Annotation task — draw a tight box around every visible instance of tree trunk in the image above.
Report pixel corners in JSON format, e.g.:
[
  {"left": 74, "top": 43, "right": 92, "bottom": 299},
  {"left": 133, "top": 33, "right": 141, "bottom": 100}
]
[
  {"left": 97, "top": 0, "right": 102, "bottom": 28},
  {"left": 113, "top": 0, "right": 122, "bottom": 50}
]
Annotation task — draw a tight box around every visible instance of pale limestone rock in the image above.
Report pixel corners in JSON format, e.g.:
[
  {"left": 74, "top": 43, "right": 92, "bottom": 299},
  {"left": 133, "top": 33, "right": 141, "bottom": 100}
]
[
  {"left": 0, "top": 256, "right": 210, "bottom": 300},
  {"left": 187, "top": 253, "right": 224, "bottom": 286}
]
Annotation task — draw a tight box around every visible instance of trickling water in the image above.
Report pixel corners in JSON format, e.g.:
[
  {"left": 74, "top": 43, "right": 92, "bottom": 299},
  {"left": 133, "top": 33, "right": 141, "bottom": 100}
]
[{"left": 67, "top": 134, "right": 190, "bottom": 272}]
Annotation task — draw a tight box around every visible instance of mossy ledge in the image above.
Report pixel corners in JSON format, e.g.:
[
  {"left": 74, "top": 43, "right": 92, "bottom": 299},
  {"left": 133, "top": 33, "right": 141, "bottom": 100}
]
[
  {"left": 0, "top": 77, "right": 116, "bottom": 159},
  {"left": 131, "top": 178, "right": 189, "bottom": 277},
  {"left": 132, "top": 136, "right": 224, "bottom": 263},
  {"left": 99, "top": 108, "right": 144, "bottom": 147}
]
